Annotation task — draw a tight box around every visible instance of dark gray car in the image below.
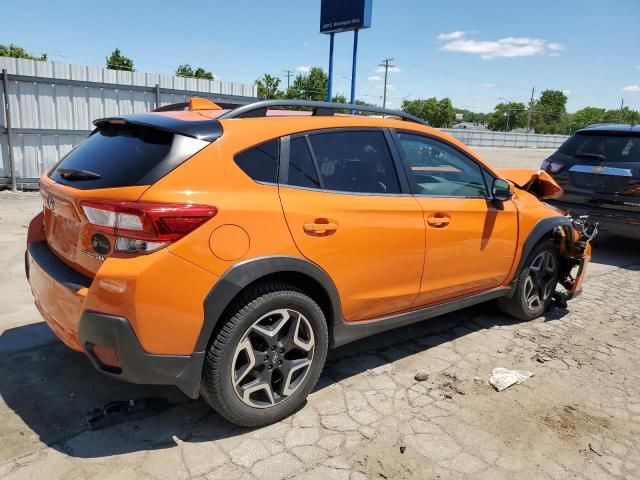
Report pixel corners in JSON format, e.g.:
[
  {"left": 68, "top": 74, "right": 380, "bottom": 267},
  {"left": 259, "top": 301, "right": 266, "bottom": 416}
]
[{"left": 542, "top": 124, "right": 640, "bottom": 239}]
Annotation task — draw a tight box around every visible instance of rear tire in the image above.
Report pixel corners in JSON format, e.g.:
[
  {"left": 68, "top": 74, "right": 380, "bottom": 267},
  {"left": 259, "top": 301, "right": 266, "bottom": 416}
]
[
  {"left": 200, "top": 281, "right": 328, "bottom": 427},
  {"left": 498, "top": 240, "right": 559, "bottom": 321}
]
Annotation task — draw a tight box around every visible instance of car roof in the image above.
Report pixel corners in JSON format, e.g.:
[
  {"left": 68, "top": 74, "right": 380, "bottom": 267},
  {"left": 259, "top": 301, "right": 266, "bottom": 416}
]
[{"left": 577, "top": 123, "right": 640, "bottom": 134}]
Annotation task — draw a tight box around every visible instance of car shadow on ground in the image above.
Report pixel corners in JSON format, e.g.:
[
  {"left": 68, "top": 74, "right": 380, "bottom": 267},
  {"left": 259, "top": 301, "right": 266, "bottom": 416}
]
[
  {"left": 0, "top": 305, "right": 520, "bottom": 459},
  {"left": 1, "top": 239, "right": 637, "bottom": 460},
  {"left": 589, "top": 233, "right": 640, "bottom": 270}
]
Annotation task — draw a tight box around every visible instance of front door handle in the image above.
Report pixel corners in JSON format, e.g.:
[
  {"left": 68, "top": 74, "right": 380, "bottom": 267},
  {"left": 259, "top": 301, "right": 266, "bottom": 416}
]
[
  {"left": 303, "top": 219, "right": 338, "bottom": 236},
  {"left": 426, "top": 214, "right": 451, "bottom": 228}
]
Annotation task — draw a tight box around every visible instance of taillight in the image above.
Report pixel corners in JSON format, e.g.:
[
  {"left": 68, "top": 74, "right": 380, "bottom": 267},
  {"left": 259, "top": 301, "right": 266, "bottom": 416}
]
[
  {"left": 80, "top": 201, "right": 217, "bottom": 252},
  {"left": 541, "top": 158, "right": 565, "bottom": 173}
]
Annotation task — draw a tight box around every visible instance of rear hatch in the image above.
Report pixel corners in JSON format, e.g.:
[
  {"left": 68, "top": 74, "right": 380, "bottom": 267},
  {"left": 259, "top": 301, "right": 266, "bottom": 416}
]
[
  {"left": 41, "top": 113, "right": 219, "bottom": 277},
  {"left": 543, "top": 128, "right": 640, "bottom": 215}
]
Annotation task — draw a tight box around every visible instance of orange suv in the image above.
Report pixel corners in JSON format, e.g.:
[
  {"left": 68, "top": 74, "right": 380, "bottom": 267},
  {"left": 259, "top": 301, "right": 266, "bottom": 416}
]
[{"left": 26, "top": 99, "right": 594, "bottom": 426}]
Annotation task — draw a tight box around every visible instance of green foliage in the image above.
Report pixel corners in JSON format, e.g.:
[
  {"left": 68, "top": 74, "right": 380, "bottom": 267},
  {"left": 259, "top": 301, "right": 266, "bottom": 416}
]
[
  {"left": 255, "top": 74, "right": 283, "bottom": 99},
  {"left": 176, "top": 64, "right": 214, "bottom": 80},
  {"left": 331, "top": 94, "right": 347, "bottom": 103},
  {"left": 531, "top": 89, "right": 568, "bottom": 134},
  {"left": 106, "top": 48, "right": 134, "bottom": 71},
  {"left": 0, "top": 43, "right": 47, "bottom": 61},
  {"left": 401, "top": 97, "right": 455, "bottom": 128},
  {"left": 487, "top": 102, "right": 527, "bottom": 131},
  {"left": 285, "top": 67, "right": 328, "bottom": 101},
  {"left": 455, "top": 109, "right": 487, "bottom": 124}
]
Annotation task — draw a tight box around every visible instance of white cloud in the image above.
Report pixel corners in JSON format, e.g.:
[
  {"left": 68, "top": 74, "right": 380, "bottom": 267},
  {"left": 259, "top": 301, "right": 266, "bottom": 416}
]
[
  {"left": 622, "top": 85, "right": 640, "bottom": 92},
  {"left": 296, "top": 65, "right": 311, "bottom": 73},
  {"left": 375, "top": 65, "right": 402, "bottom": 73},
  {"left": 376, "top": 84, "right": 395, "bottom": 91},
  {"left": 482, "top": 83, "right": 496, "bottom": 88},
  {"left": 437, "top": 34, "right": 565, "bottom": 60},
  {"left": 562, "top": 89, "right": 571, "bottom": 95},
  {"left": 368, "top": 75, "right": 382, "bottom": 81},
  {"left": 436, "top": 31, "right": 466, "bottom": 41}
]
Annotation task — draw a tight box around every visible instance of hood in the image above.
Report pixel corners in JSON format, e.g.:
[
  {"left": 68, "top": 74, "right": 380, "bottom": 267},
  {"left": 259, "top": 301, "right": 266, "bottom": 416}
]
[{"left": 496, "top": 168, "right": 564, "bottom": 200}]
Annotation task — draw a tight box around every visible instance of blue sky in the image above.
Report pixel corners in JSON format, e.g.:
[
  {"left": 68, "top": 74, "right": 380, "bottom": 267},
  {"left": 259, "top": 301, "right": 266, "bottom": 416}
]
[{"left": 3, "top": 0, "right": 639, "bottom": 112}]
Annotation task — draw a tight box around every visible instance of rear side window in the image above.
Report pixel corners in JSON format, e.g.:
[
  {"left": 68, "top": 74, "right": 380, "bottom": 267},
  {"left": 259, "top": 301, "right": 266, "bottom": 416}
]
[
  {"left": 559, "top": 133, "right": 639, "bottom": 163},
  {"left": 50, "top": 124, "right": 208, "bottom": 189},
  {"left": 234, "top": 140, "right": 279, "bottom": 183},
  {"left": 307, "top": 130, "right": 400, "bottom": 194},
  {"left": 288, "top": 137, "right": 320, "bottom": 188}
]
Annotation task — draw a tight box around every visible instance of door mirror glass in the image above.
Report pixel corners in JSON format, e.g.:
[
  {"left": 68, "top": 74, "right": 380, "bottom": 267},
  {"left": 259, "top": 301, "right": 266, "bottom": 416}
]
[{"left": 492, "top": 178, "right": 513, "bottom": 201}]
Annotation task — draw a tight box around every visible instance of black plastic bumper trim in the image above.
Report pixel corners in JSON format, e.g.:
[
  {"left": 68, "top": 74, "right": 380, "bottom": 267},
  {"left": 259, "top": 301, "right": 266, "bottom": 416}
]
[
  {"left": 28, "top": 242, "right": 92, "bottom": 291},
  {"left": 78, "top": 311, "right": 203, "bottom": 399}
]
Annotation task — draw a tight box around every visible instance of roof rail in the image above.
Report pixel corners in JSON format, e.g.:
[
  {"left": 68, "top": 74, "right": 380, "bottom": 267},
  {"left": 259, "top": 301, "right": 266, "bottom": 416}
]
[{"left": 217, "top": 100, "right": 429, "bottom": 125}]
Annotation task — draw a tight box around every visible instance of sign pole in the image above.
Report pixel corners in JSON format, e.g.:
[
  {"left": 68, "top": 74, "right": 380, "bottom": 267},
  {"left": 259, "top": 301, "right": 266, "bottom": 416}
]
[
  {"left": 327, "top": 32, "right": 335, "bottom": 102},
  {"left": 349, "top": 29, "right": 359, "bottom": 111}
]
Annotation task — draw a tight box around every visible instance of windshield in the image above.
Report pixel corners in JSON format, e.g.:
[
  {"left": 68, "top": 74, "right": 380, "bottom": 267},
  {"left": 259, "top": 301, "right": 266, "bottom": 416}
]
[{"left": 559, "top": 133, "right": 639, "bottom": 163}]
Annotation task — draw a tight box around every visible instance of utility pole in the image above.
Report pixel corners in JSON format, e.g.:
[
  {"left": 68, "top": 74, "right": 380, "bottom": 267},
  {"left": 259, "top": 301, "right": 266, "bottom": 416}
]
[
  {"left": 379, "top": 58, "right": 395, "bottom": 110},
  {"left": 283, "top": 70, "right": 293, "bottom": 90},
  {"left": 526, "top": 86, "right": 535, "bottom": 132},
  {"left": 619, "top": 98, "right": 625, "bottom": 123}
]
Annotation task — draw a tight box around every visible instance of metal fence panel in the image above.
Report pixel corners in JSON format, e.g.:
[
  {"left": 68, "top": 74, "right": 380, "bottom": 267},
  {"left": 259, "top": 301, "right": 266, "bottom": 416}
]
[
  {"left": 440, "top": 128, "right": 568, "bottom": 149},
  {"left": 0, "top": 58, "right": 258, "bottom": 184}
]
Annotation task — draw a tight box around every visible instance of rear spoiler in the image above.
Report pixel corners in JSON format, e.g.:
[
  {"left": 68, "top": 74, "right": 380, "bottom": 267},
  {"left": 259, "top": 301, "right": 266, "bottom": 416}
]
[{"left": 93, "top": 113, "right": 223, "bottom": 142}]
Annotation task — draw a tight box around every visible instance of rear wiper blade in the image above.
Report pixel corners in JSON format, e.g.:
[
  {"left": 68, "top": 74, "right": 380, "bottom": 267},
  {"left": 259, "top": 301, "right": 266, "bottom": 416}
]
[
  {"left": 574, "top": 153, "right": 606, "bottom": 161},
  {"left": 57, "top": 168, "right": 102, "bottom": 180}
]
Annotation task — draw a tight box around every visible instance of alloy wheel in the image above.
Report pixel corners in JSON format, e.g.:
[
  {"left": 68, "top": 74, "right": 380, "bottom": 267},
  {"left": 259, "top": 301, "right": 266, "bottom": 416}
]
[
  {"left": 523, "top": 251, "right": 557, "bottom": 310},
  {"left": 231, "top": 309, "right": 315, "bottom": 408}
]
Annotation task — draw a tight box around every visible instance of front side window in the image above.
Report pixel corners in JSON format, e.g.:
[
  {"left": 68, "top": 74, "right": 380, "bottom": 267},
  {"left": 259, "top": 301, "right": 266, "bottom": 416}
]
[
  {"left": 307, "top": 130, "right": 400, "bottom": 194},
  {"left": 397, "top": 133, "right": 488, "bottom": 197}
]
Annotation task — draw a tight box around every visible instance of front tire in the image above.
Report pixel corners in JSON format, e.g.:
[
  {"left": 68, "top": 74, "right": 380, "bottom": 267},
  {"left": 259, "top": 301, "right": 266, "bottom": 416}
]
[
  {"left": 201, "top": 282, "right": 328, "bottom": 427},
  {"left": 498, "top": 240, "right": 559, "bottom": 321}
]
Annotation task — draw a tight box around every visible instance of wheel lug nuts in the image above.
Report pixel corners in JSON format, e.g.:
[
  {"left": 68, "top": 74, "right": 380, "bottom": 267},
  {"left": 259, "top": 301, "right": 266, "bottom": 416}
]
[
  {"left": 268, "top": 365, "right": 273, "bottom": 370},
  {"left": 271, "top": 346, "right": 276, "bottom": 351},
  {"left": 280, "top": 348, "right": 285, "bottom": 353},
  {"left": 264, "top": 356, "right": 268, "bottom": 361},
  {"left": 278, "top": 360, "right": 282, "bottom": 365}
]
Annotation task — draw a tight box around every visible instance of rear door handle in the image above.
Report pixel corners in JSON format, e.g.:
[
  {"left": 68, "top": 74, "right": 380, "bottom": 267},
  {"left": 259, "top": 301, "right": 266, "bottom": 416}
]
[
  {"left": 426, "top": 214, "right": 451, "bottom": 228},
  {"left": 303, "top": 220, "right": 338, "bottom": 235}
]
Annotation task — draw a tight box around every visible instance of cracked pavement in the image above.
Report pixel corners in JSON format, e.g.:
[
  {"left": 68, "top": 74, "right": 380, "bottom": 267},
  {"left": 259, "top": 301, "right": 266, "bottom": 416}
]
[{"left": 1, "top": 149, "right": 640, "bottom": 479}]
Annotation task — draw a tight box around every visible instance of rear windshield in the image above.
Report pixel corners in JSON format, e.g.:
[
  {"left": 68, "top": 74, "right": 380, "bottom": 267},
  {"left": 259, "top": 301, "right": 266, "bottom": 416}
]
[
  {"left": 559, "top": 133, "right": 639, "bottom": 163},
  {"left": 49, "top": 123, "right": 208, "bottom": 189}
]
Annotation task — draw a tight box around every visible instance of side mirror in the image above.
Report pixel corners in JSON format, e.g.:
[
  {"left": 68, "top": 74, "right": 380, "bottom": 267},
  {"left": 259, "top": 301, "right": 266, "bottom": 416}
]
[{"left": 492, "top": 178, "right": 513, "bottom": 202}]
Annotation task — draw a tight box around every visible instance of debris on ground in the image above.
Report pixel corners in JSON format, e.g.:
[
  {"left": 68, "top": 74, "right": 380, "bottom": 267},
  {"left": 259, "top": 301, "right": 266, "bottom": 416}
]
[
  {"left": 489, "top": 368, "right": 534, "bottom": 391},
  {"left": 414, "top": 370, "right": 430, "bottom": 381},
  {"left": 85, "top": 397, "right": 172, "bottom": 430}
]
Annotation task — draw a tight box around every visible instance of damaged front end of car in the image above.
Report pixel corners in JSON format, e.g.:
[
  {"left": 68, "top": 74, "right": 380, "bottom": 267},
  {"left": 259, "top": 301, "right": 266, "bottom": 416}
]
[{"left": 555, "top": 216, "right": 598, "bottom": 301}]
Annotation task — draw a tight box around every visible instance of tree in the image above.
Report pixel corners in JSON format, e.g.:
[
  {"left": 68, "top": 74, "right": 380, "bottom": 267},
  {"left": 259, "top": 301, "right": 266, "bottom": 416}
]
[
  {"left": 331, "top": 93, "right": 347, "bottom": 103},
  {"left": 176, "top": 64, "right": 214, "bottom": 80},
  {"left": 454, "top": 108, "right": 487, "bottom": 124},
  {"left": 285, "top": 67, "right": 328, "bottom": 101},
  {"left": 568, "top": 107, "right": 606, "bottom": 131},
  {"left": 255, "top": 74, "right": 283, "bottom": 99},
  {"left": 486, "top": 102, "right": 527, "bottom": 131},
  {"left": 0, "top": 43, "right": 47, "bottom": 61},
  {"left": 401, "top": 97, "right": 455, "bottom": 128},
  {"left": 532, "top": 89, "right": 568, "bottom": 134},
  {"left": 106, "top": 48, "right": 134, "bottom": 71}
]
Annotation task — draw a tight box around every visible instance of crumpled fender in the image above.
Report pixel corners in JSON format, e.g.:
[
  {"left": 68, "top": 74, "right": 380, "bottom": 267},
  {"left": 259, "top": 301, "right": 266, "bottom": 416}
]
[{"left": 496, "top": 168, "right": 564, "bottom": 200}]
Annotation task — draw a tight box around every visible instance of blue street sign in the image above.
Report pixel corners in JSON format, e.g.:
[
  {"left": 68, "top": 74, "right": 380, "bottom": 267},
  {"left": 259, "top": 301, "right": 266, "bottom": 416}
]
[{"left": 320, "top": 0, "right": 372, "bottom": 34}]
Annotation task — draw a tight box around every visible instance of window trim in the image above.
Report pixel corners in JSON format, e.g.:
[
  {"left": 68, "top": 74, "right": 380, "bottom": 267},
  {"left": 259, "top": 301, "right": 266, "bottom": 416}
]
[
  {"left": 279, "top": 127, "right": 412, "bottom": 196},
  {"left": 390, "top": 129, "right": 496, "bottom": 200}
]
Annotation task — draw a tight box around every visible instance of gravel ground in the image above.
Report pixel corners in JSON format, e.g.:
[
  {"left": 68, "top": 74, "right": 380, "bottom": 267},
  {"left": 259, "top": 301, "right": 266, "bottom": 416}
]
[{"left": 1, "top": 148, "right": 639, "bottom": 479}]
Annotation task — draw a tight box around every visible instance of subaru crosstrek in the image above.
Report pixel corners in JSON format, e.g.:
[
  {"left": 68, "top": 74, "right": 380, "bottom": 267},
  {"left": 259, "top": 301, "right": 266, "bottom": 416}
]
[{"left": 26, "top": 98, "right": 593, "bottom": 426}]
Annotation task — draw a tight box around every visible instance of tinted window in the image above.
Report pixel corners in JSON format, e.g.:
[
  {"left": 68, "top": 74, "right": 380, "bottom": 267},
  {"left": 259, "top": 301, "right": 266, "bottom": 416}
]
[
  {"left": 288, "top": 137, "right": 320, "bottom": 188},
  {"left": 559, "top": 133, "right": 639, "bottom": 163},
  {"left": 308, "top": 130, "right": 400, "bottom": 194},
  {"left": 397, "top": 133, "right": 488, "bottom": 197},
  {"left": 235, "top": 140, "right": 279, "bottom": 183},
  {"left": 50, "top": 124, "right": 207, "bottom": 189}
]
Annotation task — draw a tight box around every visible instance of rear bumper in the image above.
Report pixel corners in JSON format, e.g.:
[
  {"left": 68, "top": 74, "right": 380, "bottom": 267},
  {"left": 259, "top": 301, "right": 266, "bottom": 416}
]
[
  {"left": 26, "top": 241, "right": 204, "bottom": 398},
  {"left": 549, "top": 200, "right": 640, "bottom": 239},
  {"left": 78, "top": 312, "right": 203, "bottom": 399}
]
